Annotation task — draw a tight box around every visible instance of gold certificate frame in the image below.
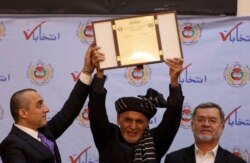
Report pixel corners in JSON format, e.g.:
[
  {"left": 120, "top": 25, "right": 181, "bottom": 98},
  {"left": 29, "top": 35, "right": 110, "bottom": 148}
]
[{"left": 92, "top": 11, "right": 183, "bottom": 70}]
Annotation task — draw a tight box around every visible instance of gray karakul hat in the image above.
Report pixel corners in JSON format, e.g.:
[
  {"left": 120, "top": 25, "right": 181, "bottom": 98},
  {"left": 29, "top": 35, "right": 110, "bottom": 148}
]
[{"left": 115, "top": 97, "right": 157, "bottom": 119}]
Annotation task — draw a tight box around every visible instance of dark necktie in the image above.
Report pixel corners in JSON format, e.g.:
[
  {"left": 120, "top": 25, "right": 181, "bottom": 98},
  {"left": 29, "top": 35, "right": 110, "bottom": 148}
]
[{"left": 38, "top": 132, "right": 56, "bottom": 162}]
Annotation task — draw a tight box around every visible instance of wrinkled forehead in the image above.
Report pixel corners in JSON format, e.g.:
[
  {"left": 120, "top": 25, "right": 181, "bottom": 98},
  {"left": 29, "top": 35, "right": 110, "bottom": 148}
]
[
  {"left": 119, "top": 111, "right": 148, "bottom": 119},
  {"left": 195, "top": 107, "right": 221, "bottom": 118}
]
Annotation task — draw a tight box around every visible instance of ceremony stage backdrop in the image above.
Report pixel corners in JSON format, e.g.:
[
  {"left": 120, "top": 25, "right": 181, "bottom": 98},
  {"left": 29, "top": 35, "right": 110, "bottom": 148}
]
[{"left": 0, "top": 15, "right": 249, "bottom": 163}]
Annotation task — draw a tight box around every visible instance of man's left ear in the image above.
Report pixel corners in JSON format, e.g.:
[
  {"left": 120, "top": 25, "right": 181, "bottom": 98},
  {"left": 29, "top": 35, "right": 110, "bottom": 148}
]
[{"left": 19, "top": 108, "right": 28, "bottom": 119}]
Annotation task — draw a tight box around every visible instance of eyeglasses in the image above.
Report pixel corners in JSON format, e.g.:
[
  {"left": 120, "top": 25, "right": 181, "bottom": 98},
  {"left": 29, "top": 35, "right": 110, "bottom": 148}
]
[{"left": 194, "top": 118, "right": 221, "bottom": 125}]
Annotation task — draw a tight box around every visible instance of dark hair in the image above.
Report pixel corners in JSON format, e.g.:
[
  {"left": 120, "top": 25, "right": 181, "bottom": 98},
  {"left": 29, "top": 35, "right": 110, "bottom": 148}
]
[
  {"left": 10, "top": 88, "right": 37, "bottom": 122},
  {"left": 193, "top": 102, "right": 225, "bottom": 122}
]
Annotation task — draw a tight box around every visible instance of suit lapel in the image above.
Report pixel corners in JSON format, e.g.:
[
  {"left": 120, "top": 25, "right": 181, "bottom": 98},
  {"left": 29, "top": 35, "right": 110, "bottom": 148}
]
[
  {"left": 12, "top": 125, "right": 61, "bottom": 163},
  {"left": 12, "top": 125, "right": 55, "bottom": 156},
  {"left": 215, "top": 146, "right": 226, "bottom": 163},
  {"left": 183, "top": 145, "right": 196, "bottom": 163},
  {"left": 182, "top": 144, "right": 226, "bottom": 163}
]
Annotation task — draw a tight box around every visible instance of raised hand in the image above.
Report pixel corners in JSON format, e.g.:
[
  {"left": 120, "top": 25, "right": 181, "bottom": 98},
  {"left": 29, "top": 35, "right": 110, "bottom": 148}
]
[{"left": 165, "top": 57, "right": 184, "bottom": 87}]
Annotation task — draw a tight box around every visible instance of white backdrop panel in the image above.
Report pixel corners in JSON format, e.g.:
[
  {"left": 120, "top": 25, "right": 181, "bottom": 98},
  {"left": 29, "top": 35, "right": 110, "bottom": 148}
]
[{"left": 0, "top": 15, "right": 249, "bottom": 163}]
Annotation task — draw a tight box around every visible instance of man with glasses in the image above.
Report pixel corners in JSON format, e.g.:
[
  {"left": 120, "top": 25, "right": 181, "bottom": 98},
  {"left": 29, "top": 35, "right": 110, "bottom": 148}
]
[{"left": 164, "top": 102, "right": 246, "bottom": 163}]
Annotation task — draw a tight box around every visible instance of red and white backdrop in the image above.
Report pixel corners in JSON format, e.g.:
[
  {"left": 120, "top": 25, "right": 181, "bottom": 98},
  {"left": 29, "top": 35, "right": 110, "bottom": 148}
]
[{"left": 0, "top": 15, "right": 249, "bottom": 163}]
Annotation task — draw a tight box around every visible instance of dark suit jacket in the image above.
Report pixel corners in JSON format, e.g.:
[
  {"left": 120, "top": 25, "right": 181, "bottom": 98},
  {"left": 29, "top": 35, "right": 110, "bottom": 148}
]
[
  {"left": 164, "top": 144, "right": 246, "bottom": 163},
  {"left": 0, "top": 80, "right": 90, "bottom": 163},
  {"left": 88, "top": 75, "right": 184, "bottom": 163}
]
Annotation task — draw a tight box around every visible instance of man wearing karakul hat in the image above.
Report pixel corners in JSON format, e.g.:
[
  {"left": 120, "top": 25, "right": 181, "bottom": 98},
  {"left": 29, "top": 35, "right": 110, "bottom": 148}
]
[{"left": 88, "top": 47, "right": 184, "bottom": 163}]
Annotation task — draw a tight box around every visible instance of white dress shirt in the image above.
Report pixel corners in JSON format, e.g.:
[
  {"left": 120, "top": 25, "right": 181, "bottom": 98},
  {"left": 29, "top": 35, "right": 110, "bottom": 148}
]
[
  {"left": 195, "top": 144, "right": 219, "bottom": 163},
  {"left": 15, "top": 124, "right": 40, "bottom": 141}
]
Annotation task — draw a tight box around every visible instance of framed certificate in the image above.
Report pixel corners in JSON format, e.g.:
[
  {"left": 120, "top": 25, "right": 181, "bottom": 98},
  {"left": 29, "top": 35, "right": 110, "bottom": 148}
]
[{"left": 92, "top": 11, "right": 183, "bottom": 70}]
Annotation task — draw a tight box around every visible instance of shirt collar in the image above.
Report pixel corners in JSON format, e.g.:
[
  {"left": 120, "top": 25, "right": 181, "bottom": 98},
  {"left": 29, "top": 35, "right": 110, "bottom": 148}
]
[
  {"left": 195, "top": 143, "right": 219, "bottom": 156},
  {"left": 15, "top": 123, "right": 39, "bottom": 140}
]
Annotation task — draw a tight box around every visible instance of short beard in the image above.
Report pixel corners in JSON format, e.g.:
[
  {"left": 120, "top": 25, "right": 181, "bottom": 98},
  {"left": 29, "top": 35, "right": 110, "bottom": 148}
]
[
  {"left": 196, "top": 134, "right": 213, "bottom": 142},
  {"left": 193, "top": 129, "right": 222, "bottom": 143}
]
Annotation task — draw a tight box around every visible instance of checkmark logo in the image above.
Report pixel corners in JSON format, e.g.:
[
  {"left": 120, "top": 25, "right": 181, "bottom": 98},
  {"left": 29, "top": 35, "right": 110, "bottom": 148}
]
[
  {"left": 71, "top": 72, "right": 81, "bottom": 82},
  {"left": 219, "top": 22, "right": 243, "bottom": 41},
  {"left": 223, "top": 105, "right": 241, "bottom": 125},
  {"left": 23, "top": 21, "right": 46, "bottom": 40},
  {"left": 182, "top": 63, "right": 192, "bottom": 71},
  {"left": 69, "top": 146, "right": 92, "bottom": 163},
  {"left": 179, "top": 63, "right": 192, "bottom": 74}
]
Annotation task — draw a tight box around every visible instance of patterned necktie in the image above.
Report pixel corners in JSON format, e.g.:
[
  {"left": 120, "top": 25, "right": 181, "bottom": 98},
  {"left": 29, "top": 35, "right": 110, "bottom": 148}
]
[{"left": 38, "top": 132, "right": 56, "bottom": 158}]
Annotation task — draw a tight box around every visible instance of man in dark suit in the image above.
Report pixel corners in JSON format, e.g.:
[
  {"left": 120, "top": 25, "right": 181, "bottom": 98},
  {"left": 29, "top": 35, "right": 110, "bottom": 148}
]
[
  {"left": 164, "top": 102, "right": 246, "bottom": 163},
  {"left": 0, "top": 43, "right": 104, "bottom": 163},
  {"left": 89, "top": 48, "right": 184, "bottom": 163}
]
